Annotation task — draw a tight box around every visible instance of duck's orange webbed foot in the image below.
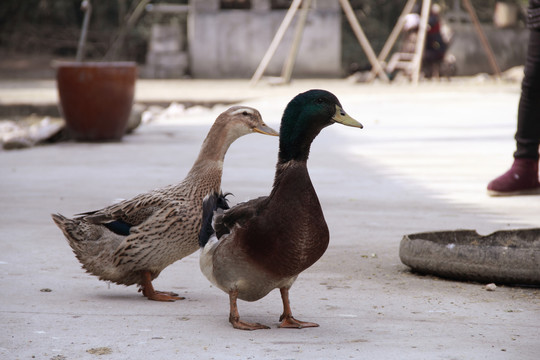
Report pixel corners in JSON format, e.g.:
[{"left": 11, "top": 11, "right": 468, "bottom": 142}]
[
  {"left": 277, "top": 287, "right": 318, "bottom": 329},
  {"left": 228, "top": 289, "right": 270, "bottom": 331},
  {"left": 278, "top": 314, "right": 319, "bottom": 329},
  {"left": 139, "top": 271, "right": 185, "bottom": 302},
  {"left": 141, "top": 289, "right": 185, "bottom": 301},
  {"left": 229, "top": 315, "right": 270, "bottom": 331}
]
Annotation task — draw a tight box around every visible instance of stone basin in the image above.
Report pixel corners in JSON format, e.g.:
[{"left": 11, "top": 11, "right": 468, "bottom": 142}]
[{"left": 400, "top": 228, "right": 540, "bottom": 286}]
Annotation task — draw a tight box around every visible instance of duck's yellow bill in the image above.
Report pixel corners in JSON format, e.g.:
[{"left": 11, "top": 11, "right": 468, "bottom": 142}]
[
  {"left": 333, "top": 105, "right": 363, "bottom": 129},
  {"left": 253, "top": 123, "right": 279, "bottom": 136}
]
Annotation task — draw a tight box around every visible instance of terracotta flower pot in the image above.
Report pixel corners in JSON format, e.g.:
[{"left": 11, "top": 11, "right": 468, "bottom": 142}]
[{"left": 56, "top": 62, "right": 137, "bottom": 141}]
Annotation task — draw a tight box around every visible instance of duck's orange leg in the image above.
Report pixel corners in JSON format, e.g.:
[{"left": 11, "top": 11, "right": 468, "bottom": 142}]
[
  {"left": 228, "top": 289, "right": 269, "bottom": 331},
  {"left": 139, "top": 271, "right": 185, "bottom": 301},
  {"left": 278, "top": 287, "right": 319, "bottom": 329}
]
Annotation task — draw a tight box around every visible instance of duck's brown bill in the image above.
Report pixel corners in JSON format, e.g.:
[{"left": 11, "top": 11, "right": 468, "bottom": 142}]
[{"left": 253, "top": 123, "right": 279, "bottom": 136}]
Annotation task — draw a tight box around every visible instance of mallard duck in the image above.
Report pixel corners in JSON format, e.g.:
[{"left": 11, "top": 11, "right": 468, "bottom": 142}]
[
  {"left": 199, "top": 90, "right": 363, "bottom": 330},
  {"left": 51, "top": 106, "right": 278, "bottom": 301}
]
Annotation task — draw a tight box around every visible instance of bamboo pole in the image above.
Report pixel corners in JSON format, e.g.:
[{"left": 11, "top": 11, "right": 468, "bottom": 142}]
[
  {"left": 367, "top": 0, "right": 417, "bottom": 81},
  {"left": 462, "top": 0, "right": 501, "bottom": 77},
  {"left": 76, "top": 0, "right": 92, "bottom": 62},
  {"left": 379, "top": 0, "right": 418, "bottom": 62},
  {"left": 411, "top": 0, "right": 431, "bottom": 84},
  {"left": 339, "top": 0, "right": 389, "bottom": 82},
  {"left": 250, "top": 0, "right": 303, "bottom": 86},
  {"left": 280, "top": 0, "right": 313, "bottom": 84},
  {"left": 104, "top": 0, "right": 151, "bottom": 61}
]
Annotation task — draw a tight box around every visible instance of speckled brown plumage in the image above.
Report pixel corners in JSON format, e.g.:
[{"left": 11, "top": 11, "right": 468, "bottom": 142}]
[{"left": 52, "top": 106, "right": 278, "bottom": 301}]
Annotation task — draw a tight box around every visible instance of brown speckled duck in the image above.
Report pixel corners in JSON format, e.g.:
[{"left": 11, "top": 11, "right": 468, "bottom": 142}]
[
  {"left": 52, "top": 106, "right": 278, "bottom": 301},
  {"left": 199, "top": 90, "right": 363, "bottom": 330}
]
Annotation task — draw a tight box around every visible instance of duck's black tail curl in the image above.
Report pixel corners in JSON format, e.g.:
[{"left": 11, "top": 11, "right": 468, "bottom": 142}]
[{"left": 199, "top": 192, "right": 231, "bottom": 247}]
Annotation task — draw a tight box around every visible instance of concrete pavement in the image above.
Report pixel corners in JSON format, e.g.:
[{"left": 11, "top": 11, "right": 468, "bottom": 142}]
[{"left": 1, "top": 78, "right": 539, "bottom": 359}]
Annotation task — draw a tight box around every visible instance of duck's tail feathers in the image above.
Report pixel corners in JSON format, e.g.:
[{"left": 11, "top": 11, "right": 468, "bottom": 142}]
[
  {"left": 52, "top": 213, "right": 125, "bottom": 282},
  {"left": 51, "top": 213, "right": 67, "bottom": 227},
  {"left": 199, "top": 192, "right": 231, "bottom": 248},
  {"left": 52, "top": 213, "right": 97, "bottom": 242}
]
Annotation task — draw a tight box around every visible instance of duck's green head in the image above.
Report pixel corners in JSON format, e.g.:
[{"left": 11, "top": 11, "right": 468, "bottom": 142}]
[{"left": 278, "top": 89, "right": 362, "bottom": 163}]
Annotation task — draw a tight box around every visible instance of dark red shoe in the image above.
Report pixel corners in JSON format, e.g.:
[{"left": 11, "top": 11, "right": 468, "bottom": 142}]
[{"left": 487, "top": 158, "right": 540, "bottom": 196}]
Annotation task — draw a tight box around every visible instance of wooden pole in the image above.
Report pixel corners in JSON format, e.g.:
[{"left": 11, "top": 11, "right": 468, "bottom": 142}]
[
  {"left": 105, "top": 0, "right": 151, "bottom": 60},
  {"left": 339, "top": 0, "right": 389, "bottom": 82},
  {"left": 76, "top": 0, "right": 92, "bottom": 62},
  {"left": 411, "top": 0, "right": 431, "bottom": 84},
  {"left": 280, "top": 0, "right": 313, "bottom": 84},
  {"left": 368, "top": 0, "right": 417, "bottom": 81},
  {"left": 462, "top": 0, "right": 501, "bottom": 77},
  {"left": 251, "top": 0, "right": 389, "bottom": 84},
  {"left": 250, "top": 0, "right": 303, "bottom": 86},
  {"left": 377, "top": 0, "right": 417, "bottom": 62}
]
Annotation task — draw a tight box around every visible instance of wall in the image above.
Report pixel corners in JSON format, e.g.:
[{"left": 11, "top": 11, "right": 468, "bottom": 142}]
[
  {"left": 448, "top": 23, "right": 528, "bottom": 76},
  {"left": 188, "top": 0, "right": 342, "bottom": 78}
]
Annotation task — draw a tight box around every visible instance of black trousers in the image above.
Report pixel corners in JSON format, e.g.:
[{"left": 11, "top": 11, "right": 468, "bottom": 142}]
[{"left": 515, "top": 0, "right": 540, "bottom": 159}]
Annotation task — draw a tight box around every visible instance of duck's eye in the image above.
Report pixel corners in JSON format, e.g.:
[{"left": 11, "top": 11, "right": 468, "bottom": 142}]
[
  {"left": 242, "top": 111, "right": 249, "bottom": 116},
  {"left": 316, "top": 98, "right": 324, "bottom": 104}
]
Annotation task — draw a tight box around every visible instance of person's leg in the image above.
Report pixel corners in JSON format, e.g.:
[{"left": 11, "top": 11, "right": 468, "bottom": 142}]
[
  {"left": 515, "top": 29, "right": 540, "bottom": 159},
  {"left": 487, "top": 1, "right": 540, "bottom": 196}
]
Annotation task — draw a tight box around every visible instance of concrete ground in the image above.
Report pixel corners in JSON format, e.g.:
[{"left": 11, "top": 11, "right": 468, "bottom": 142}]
[{"left": 1, "top": 78, "right": 539, "bottom": 359}]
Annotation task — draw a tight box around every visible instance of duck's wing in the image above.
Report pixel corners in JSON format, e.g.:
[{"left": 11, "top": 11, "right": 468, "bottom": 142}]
[
  {"left": 219, "top": 196, "right": 269, "bottom": 231},
  {"left": 77, "top": 191, "right": 173, "bottom": 227},
  {"left": 112, "top": 201, "right": 195, "bottom": 268}
]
